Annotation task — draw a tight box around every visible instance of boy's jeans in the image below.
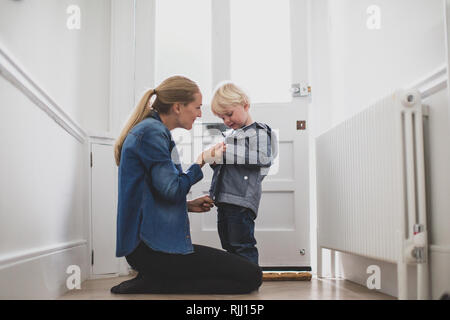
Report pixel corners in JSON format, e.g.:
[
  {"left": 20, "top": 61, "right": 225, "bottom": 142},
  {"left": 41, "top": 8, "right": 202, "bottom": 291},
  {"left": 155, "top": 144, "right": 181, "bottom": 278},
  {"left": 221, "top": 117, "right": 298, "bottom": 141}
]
[{"left": 217, "top": 203, "right": 259, "bottom": 265}]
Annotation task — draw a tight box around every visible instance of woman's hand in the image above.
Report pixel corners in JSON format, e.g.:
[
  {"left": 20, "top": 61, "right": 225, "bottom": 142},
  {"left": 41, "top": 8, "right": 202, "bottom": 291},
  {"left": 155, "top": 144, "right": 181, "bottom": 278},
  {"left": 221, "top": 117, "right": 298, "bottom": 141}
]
[
  {"left": 196, "top": 142, "right": 226, "bottom": 167},
  {"left": 187, "top": 195, "right": 215, "bottom": 213}
]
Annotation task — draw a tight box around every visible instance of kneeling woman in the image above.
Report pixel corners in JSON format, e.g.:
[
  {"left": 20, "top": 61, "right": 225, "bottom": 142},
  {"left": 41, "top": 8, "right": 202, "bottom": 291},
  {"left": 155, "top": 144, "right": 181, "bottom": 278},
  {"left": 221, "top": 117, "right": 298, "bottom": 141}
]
[{"left": 111, "top": 76, "right": 262, "bottom": 294}]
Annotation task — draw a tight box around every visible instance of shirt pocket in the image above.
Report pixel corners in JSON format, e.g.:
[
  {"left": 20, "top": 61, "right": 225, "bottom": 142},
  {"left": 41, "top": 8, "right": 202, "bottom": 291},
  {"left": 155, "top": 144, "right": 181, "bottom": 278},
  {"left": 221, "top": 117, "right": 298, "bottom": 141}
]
[{"left": 221, "top": 166, "right": 251, "bottom": 197}]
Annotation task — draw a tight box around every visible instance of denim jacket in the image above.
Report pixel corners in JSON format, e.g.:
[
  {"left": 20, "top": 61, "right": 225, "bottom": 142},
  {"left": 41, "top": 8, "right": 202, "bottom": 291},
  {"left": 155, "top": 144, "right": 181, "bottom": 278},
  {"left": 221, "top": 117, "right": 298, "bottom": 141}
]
[
  {"left": 209, "top": 122, "right": 277, "bottom": 216},
  {"left": 116, "top": 111, "right": 203, "bottom": 257}
]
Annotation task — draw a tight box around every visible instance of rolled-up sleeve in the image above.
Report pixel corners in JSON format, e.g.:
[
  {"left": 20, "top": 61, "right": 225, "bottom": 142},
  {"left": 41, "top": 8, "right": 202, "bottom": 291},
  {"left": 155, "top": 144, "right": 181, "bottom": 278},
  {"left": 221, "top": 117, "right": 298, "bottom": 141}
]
[{"left": 139, "top": 129, "right": 203, "bottom": 203}]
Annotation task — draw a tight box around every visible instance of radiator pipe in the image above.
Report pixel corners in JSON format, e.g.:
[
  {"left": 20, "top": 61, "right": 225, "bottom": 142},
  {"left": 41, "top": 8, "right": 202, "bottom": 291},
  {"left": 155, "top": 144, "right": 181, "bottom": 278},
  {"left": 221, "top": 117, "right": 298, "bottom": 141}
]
[{"left": 413, "top": 94, "right": 430, "bottom": 300}]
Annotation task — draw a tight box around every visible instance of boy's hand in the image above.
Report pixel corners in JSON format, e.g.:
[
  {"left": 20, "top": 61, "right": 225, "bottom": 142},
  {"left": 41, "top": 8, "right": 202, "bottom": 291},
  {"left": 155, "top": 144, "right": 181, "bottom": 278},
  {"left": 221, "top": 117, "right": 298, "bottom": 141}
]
[{"left": 187, "top": 195, "right": 215, "bottom": 213}]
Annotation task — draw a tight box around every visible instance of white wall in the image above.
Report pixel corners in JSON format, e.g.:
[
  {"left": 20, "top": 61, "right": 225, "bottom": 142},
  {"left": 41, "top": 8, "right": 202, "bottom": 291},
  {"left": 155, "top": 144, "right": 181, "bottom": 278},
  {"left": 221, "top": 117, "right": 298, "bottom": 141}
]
[
  {"left": 0, "top": 0, "right": 111, "bottom": 132},
  {"left": 328, "top": 0, "right": 445, "bottom": 127},
  {"left": 309, "top": 0, "right": 449, "bottom": 299},
  {"left": 0, "top": 0, "right": 111, "bottom": 298}
]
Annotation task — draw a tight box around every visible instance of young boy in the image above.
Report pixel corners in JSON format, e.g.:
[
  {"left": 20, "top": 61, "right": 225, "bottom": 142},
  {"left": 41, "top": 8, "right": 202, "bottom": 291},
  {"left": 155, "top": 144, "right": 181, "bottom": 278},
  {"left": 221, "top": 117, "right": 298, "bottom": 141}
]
[{"left": 208, "top": 82, "right": 277, "bottom": 266}]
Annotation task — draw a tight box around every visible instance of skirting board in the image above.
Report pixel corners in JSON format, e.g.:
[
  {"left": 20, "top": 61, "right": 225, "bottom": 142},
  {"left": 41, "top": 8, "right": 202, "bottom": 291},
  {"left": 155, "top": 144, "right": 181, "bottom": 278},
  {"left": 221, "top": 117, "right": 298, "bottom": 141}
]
[{"left": 0, "top": 241, "right": 89, "bottom": 299}]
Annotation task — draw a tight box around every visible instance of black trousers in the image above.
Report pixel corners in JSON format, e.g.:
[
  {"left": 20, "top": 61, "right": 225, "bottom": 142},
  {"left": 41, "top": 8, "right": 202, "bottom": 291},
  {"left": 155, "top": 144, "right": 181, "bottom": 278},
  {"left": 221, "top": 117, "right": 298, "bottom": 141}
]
[{"left": 125, "top": 241, "right": 263, "bottom": 294}]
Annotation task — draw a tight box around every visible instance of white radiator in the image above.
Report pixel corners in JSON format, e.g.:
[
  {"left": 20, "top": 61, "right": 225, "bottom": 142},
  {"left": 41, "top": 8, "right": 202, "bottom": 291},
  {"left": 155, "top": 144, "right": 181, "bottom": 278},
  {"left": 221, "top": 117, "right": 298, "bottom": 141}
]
[{"left": 316, "top": 90, "right": 429, "bottom": 300}]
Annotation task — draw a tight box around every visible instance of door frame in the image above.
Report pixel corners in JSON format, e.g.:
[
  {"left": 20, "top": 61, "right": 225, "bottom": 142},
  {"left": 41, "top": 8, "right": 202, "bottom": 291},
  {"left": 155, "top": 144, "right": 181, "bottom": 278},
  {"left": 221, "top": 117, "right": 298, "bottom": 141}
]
[{"left": 109, "top": 0, "right": 312, "bottom": 268}]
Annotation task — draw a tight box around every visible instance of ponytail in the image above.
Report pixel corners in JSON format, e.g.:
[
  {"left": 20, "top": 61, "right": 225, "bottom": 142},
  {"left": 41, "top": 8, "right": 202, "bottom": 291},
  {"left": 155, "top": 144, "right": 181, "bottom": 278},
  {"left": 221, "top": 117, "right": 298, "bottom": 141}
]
[
  {"left": 114, "top": 89, "right": 155, "bottom": 166},
  {"left": 114, "top": 76, "right": 200, "bottom": 166}
]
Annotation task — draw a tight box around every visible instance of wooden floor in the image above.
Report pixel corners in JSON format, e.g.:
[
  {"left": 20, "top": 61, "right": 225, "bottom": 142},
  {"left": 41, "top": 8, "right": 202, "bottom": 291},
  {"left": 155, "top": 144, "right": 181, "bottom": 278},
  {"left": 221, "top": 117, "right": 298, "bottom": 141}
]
[{"left": 59, "top": 275, "right": 396, "bottom": 300}]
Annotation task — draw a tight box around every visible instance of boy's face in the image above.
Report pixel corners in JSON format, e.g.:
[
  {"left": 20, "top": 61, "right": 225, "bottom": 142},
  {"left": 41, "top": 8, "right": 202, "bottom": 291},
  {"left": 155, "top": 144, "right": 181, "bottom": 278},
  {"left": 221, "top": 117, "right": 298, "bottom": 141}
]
[{"left": 218, "top": 104, "right": 251, "bottom": 130}]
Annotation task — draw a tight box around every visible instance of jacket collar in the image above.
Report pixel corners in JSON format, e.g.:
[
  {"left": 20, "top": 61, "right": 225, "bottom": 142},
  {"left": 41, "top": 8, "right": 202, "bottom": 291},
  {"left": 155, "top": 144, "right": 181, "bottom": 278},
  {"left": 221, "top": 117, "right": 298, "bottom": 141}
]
[
  {"left": 149, "top": 110, "right": 175, "bottom": 146},
  {"left": 150, "top": 110, "right": 162, "bottom": 122}
]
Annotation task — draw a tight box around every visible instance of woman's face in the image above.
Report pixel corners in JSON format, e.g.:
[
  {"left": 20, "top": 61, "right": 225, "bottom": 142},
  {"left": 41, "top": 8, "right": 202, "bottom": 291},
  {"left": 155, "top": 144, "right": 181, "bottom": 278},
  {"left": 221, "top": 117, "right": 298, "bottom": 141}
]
[{"left": 178, "top": 92, "right": 203, "bottom": 130}]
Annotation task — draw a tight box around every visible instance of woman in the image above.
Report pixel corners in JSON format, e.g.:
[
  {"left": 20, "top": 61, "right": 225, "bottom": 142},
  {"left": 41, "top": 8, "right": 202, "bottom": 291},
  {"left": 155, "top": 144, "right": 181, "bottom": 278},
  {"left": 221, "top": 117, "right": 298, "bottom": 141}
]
[{"left": 111, "top": 76, "right": 262, "bottom": 294}]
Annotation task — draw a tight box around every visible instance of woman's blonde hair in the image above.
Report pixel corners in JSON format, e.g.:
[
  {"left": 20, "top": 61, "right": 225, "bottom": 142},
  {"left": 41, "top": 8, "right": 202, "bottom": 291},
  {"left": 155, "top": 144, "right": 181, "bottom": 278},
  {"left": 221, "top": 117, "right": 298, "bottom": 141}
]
[
  {"left": 211, "top": 82, "right": 250, "bottom": 115},
  {"left": 114, "top": 75, "right": 199, "bottom": 166}
]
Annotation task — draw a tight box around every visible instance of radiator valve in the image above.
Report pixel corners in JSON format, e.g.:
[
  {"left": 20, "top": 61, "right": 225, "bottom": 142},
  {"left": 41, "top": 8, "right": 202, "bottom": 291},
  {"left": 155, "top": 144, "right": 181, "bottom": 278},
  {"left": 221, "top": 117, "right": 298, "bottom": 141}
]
[
  {"left": 412, "top": 224, "right": 427, "bottom": 263},
  {"left": 404, "top": 224, "right": 427, "bottom": 264}
]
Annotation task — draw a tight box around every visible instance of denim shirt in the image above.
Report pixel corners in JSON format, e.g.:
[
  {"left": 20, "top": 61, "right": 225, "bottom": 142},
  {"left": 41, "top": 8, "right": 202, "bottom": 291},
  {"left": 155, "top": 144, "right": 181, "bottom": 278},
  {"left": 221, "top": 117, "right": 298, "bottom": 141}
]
[
  {"left": 209, "top": 122, "right": 277, "bottom": 216},
  {"left": 115, "top": 111, "right": 203, "bottom": 257}
]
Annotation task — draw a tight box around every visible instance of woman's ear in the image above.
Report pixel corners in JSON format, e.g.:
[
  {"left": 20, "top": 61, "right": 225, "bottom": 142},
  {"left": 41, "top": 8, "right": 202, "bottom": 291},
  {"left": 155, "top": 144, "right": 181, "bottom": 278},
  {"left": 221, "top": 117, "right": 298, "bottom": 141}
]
[
  {"left": 244, "top": 103, "right": 250, "bottom": 111},
  {"left": 172, "top": 103, "right": 182, "bottom": 114}
]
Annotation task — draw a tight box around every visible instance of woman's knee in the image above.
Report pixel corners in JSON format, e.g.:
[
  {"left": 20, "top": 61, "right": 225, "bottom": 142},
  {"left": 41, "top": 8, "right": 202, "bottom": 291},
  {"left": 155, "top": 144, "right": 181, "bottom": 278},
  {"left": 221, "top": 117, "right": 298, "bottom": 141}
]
[
  {"left": 253, "top": 265, "right": 263, "bottom": 289},
  {"left": 241, "top": 262, "right": 262, "bottom": 292}
]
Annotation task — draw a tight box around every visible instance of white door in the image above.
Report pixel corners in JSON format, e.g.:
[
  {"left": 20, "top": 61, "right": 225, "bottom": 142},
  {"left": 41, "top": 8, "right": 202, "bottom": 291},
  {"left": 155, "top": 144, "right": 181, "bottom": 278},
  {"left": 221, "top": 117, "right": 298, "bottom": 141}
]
[
  {"left": 91, "top": 142, "right": 120, "bottom": 275},
  {"left": 168, "top": 0, "right": 310, "bottom": 267}
]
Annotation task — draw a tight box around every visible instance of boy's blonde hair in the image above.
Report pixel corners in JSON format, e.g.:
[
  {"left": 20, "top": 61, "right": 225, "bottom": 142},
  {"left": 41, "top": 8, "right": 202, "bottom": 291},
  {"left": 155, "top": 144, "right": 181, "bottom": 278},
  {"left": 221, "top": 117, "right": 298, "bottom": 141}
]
[{"left": 211, "top": 82, "right": 250, "bottom": 115}]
